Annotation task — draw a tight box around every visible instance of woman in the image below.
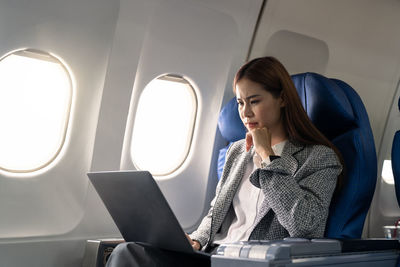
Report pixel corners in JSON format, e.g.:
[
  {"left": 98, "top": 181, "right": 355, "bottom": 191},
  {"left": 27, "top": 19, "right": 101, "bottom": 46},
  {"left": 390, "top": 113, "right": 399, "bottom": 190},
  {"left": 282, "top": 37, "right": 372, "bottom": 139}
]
[
  {"left": 106, "top": 56, "right": 343, "bottom": 266},
  {"left": 188, "top": 56, "right": 343, "bottom": 252}
]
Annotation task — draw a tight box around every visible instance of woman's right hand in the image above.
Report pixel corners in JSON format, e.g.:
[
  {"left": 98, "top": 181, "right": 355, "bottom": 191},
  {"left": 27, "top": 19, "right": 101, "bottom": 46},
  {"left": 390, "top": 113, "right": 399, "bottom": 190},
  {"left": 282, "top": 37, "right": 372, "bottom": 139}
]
[
  {"left": 185, "top": 233, "right": 201, "bottom": 250},
  {"left": 246, "top": 127, "right": 274, "bottom": 160}
]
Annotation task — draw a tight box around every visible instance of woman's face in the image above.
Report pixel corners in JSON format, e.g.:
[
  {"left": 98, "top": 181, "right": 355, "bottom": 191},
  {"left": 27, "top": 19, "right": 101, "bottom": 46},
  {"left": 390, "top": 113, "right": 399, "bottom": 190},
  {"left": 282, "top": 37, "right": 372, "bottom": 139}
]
[{"left": 236, "top": 78, "right": 285, "bottom": 132}]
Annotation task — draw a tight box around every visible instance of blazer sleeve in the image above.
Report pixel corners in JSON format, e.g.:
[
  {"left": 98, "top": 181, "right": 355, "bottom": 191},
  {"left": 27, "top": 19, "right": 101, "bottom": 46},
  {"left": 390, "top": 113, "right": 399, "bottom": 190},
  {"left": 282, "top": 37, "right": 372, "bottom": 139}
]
[
  {"left": 250, "top": 145, "right": 342, "bottom": 237},
  {"left": 189, "top": 142, "right": 236, "bottom": 248},
  {"left": 189, "top": 194, "right": 216, "bottom": 248}
]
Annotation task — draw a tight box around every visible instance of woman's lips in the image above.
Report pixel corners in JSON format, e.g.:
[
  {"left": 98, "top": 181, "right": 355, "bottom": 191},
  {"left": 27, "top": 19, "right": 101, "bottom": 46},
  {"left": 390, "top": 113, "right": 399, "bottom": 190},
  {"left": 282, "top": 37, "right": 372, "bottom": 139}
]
[{"left": 246, "top": 122, "right": 258, "bottom": 129}]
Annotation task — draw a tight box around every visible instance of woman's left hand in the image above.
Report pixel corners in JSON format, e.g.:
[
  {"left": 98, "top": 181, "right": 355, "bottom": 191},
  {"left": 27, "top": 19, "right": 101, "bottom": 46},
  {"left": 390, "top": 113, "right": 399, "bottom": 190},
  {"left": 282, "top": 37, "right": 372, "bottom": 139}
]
[
  {"left": 246, "top": 127, "right": 274, "bottom": 160},
  {"left": 185, "top": 233, "right": 201, "bottom": 250}
]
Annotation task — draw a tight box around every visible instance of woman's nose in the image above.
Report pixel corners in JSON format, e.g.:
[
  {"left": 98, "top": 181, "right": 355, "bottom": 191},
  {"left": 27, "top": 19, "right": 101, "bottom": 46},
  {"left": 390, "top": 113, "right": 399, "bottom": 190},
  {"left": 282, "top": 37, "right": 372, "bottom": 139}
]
[{"left": 243, "top": 103, "right": 253, "bottom": 118}]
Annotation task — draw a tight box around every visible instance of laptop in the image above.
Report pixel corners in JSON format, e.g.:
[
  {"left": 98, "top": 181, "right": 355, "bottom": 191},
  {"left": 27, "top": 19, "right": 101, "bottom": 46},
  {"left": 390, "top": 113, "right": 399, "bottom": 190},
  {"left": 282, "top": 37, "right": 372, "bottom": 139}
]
[{"left": 87, "top": 170, "right": 209, "bottom": 258}]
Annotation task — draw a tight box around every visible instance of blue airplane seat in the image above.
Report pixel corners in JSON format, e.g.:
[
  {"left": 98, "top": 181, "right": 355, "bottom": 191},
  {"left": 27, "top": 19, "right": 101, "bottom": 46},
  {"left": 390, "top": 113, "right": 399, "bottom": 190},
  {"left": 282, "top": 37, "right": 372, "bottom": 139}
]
[
  {"left": 392, "top": 97, "right": 400, "bottom": 207},
  {"left": 216, "top": 72, "right": 377, "bottom": 238},
  {"left": 217, "top": 97, "right": 246, "bottom": 179}
]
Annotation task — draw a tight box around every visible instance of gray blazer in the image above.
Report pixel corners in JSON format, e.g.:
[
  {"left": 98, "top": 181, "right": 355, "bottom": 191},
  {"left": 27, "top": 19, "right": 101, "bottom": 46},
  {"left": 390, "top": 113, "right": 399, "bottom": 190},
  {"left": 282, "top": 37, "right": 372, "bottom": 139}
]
[{"left": 190, "top": 139, "right": 342, "bottom": 251}]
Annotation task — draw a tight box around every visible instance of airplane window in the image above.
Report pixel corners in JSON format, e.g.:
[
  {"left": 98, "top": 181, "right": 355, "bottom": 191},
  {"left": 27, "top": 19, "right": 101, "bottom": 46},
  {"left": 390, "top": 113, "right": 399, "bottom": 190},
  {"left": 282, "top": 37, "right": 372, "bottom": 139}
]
[
  {"left": 130, "top": 75, "right": 197, "bottom": 176},
  {"left": 382, "top": 159, "right": 394, "bottom": 185},
  {"left": 0, "top": 49, "right": 73, "bottom": 173}
]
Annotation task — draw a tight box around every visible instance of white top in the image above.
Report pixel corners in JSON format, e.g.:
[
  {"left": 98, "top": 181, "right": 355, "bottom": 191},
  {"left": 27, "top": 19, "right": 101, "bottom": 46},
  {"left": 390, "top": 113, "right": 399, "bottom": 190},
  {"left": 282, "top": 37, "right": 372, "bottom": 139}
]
[{"left": 214, "top": 140, "right": 287, "bottom": 244}]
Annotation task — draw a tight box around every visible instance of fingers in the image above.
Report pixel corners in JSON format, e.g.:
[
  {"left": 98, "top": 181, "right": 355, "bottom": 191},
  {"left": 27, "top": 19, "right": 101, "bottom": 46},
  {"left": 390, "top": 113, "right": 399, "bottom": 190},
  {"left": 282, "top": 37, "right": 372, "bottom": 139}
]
[
  {"left": 245, "top": 132, "right": 253, "bottom": 151},
  {"left": 246, "top": 128, "right": 273, "bottom": 158},
  {"left": 185, "top": 233, "right": 200, "bottom": 250},
  {"left": 192, "top": 241, "right": 201, "bottom": 250},
  {"left": 185, "top": 233, "right": 193, "bottom": 244}
]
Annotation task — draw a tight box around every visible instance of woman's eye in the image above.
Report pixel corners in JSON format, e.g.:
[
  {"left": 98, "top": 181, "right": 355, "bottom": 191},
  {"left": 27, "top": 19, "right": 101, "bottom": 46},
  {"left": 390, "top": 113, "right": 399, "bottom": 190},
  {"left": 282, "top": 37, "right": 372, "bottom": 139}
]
[
  {"left": 237, "top": 102, "right": 243, "bottom": 106},
  {"left": 250, "top": 100, "right": 260, "bottom": 105}
]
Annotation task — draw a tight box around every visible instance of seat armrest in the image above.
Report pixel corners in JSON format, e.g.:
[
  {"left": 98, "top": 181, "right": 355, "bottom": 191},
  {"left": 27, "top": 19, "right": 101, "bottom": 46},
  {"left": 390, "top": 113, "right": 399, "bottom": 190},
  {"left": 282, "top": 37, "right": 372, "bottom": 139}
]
[{"left": 81, "top": 239, "right": 124, "bottom": 267}]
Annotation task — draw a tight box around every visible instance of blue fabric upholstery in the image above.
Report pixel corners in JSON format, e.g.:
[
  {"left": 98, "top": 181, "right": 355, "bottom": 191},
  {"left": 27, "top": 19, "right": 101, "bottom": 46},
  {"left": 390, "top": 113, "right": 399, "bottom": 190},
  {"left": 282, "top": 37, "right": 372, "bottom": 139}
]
[
  {"left": 393, "top": 131, "right": 400, "bottom": 207},
  {"left": 216, "top": 72, "right": 377, "bottom": 238},
  {"left": 217, "top": 97, "right": 246, "bottom": 142},
  {"left": 291, "top": 74, "right": 356, "bottom": 140},
  {"left": 393, "top": 86, "right": 400, "bottom": 210},
  {"left": 217, "top": 98, "right": 246, "bottom": 178}
]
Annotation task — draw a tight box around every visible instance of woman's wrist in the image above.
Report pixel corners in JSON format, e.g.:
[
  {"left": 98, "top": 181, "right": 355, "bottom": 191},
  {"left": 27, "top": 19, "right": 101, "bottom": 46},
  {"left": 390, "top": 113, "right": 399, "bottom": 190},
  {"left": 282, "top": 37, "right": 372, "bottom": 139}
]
[{"left": 259, "top": 147, "right": 275, "bottom": 161}]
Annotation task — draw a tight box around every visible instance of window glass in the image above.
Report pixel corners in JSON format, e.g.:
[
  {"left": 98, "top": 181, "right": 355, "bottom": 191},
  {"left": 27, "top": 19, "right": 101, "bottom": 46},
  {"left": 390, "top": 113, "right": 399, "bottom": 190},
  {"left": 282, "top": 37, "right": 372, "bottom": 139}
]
[
  {"left": 382, "top": 159, "right": 394, "bottom": 185},
  {"left": 131, "top": 75, "right": 197, "bottom": 176},
  {"left": 0, "top": 49, "right": 73, "bottom": 173}
]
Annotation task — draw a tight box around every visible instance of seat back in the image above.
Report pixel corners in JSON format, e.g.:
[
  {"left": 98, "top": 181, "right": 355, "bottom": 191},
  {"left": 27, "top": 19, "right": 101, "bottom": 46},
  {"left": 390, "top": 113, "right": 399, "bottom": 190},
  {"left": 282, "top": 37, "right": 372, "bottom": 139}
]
[
  {"left": 217, "top": 97, "right": 246, "bottom": 179},
  {"left": 392, "top": 97, "right": 400, "bottom": 207},
  {"left": 217, "top": 72, "right": 377, "bottom": 238}
]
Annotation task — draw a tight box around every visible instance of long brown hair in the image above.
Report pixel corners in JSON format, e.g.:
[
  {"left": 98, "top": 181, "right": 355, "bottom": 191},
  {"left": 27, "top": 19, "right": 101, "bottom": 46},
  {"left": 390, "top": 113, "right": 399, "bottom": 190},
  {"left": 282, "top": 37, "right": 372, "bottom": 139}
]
[{"left": 234, "top": 56, "right": 344, "bottom": 193}]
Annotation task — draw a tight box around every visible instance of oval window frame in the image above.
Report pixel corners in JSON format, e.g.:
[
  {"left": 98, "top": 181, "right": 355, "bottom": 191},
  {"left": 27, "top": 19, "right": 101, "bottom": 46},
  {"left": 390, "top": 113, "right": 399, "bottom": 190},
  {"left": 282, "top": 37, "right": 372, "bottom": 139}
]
[
  {"left": 130, "top": 74, "right": 198, "bottom": 176},
  {"left": 0, "top": 48, "right": 73, "bottom": 173}
]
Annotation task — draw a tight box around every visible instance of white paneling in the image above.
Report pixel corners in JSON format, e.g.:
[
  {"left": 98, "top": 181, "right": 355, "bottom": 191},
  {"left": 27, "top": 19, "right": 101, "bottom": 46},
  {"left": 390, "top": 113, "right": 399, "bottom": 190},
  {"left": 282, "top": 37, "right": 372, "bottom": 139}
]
[
  {"left": 263, "top": 30, "right": 329, "bottom": 74},
  {"left": 0, "top": 0, "right": 119, "bottom": 239}
]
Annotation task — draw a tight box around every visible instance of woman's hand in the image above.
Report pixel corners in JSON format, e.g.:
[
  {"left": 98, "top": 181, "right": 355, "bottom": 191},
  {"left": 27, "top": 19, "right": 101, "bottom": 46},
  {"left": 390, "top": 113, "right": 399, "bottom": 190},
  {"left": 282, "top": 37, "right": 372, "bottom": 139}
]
[
  {"left": 246, "top": 127, "right": 275, "bottom": 160},
  {"left": 185, "top": 233, "right": 201, "bottom": 250}
]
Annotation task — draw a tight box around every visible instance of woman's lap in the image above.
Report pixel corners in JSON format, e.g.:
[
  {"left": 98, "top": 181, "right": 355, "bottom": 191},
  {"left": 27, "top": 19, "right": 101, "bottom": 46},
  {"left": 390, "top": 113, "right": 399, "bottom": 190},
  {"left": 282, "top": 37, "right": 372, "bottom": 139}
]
[{"left": 106, "top": 242, "right": 210, "bottom": 267}]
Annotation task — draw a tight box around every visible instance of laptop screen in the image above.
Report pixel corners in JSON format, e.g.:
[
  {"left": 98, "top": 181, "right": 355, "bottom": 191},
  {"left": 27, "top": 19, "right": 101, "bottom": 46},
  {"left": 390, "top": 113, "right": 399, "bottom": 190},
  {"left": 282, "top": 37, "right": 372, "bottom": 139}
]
[{"left": 88, "top": 170, "right": 194, "bottom": 253}]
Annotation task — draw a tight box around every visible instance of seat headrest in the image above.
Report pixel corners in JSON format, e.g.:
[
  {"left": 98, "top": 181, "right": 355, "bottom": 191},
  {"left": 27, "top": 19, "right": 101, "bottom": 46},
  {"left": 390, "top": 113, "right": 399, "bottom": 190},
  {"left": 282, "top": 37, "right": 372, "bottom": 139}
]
[
  {"left": 393, "top": 97, "right": 400, "bottom": 207},
  {"left": 392, "top": 131, "right": 400, "bottom": 208},
  {"left": 291, "top": 73, "right": 357, "bottom": 140},
  {"left": 218, "top": 97, "right": 246, "bottom": 142}
]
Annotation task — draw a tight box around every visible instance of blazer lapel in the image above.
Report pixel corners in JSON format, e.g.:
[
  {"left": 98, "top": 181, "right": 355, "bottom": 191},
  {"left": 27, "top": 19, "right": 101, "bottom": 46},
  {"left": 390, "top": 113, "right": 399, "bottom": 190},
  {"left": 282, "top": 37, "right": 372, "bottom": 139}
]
[{"left": 278, "top": 141, "right": 303, "bottom": 175}]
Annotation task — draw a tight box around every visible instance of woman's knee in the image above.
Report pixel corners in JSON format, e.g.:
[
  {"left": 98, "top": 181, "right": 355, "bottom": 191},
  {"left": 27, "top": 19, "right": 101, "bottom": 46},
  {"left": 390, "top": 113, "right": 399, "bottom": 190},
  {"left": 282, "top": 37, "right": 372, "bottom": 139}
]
[
  {"left": 112, "top": 242, "right": 131, "bottom": 254},
  {"left": 106, "top": 242, "right": 146, "bottom": 267}
]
